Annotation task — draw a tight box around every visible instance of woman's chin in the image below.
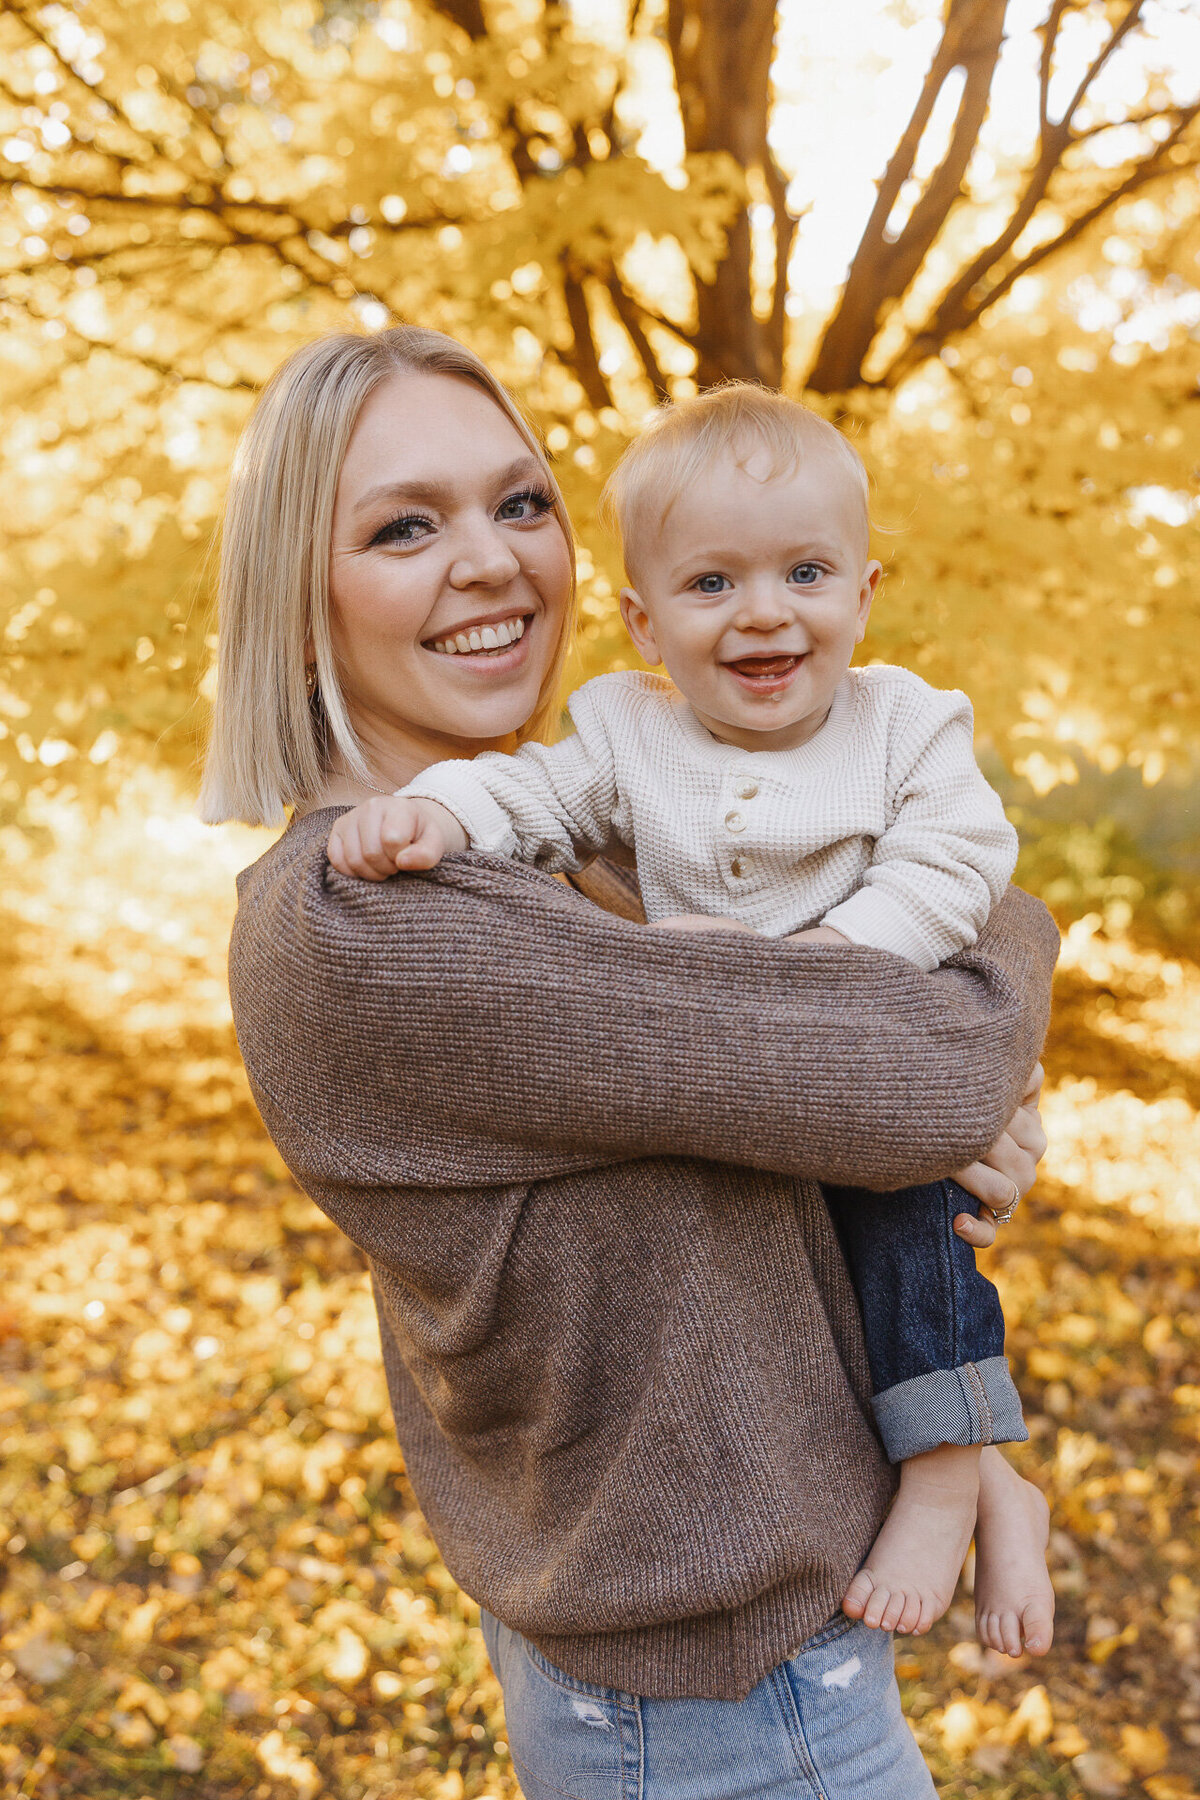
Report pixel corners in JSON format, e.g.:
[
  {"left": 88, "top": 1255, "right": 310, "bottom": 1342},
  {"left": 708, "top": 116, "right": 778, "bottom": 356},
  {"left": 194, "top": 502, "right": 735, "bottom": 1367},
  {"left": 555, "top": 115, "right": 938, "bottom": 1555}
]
[{"left": 418, "top": 637, "right": 552, "bottom": 737}]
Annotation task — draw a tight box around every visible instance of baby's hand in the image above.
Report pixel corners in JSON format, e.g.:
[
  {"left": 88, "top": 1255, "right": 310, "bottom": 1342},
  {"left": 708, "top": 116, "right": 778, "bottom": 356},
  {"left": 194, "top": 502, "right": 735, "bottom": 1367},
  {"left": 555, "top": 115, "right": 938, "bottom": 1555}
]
[
  {"left": 327, "top": 795, "right": 469, "bottom": 880},
  {"left": 649, "top": 914, "right": 758, "bottom": 934},
  {"left": 788, "top": 924, "right": 852, "bottom": 946}
]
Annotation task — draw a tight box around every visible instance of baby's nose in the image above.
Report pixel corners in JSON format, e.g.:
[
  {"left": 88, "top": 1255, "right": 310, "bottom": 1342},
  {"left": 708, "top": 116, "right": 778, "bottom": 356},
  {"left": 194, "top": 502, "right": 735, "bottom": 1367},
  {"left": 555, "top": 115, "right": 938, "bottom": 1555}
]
[{"left": 735, "top": 586, "right": 796, "bottom": 628}]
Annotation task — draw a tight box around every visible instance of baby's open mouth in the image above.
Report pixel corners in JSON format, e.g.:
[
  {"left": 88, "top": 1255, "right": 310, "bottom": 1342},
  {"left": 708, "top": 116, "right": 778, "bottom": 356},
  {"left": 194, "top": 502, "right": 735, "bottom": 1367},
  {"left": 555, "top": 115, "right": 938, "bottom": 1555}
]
[
  {"left": 725, "top": 653, "right": 804, "bottom": 681},
  {"left": 426, "top": 614, "right": 529, "bottom": 656}
]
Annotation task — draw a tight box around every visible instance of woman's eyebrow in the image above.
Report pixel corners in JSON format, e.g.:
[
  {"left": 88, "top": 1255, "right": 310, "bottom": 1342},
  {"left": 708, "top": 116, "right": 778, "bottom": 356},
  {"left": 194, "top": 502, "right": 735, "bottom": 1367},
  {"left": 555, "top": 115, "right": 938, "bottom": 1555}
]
[{"left": 353, "top": 457, "right": 546, "bottom": 515}]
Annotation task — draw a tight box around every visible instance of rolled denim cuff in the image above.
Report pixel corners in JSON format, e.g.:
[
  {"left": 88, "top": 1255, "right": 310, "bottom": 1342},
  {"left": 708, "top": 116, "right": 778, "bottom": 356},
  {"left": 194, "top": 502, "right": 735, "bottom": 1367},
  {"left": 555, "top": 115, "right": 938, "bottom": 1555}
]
[{"left": 870, "top": 1355, "right": 1028, "bottom": 1464}]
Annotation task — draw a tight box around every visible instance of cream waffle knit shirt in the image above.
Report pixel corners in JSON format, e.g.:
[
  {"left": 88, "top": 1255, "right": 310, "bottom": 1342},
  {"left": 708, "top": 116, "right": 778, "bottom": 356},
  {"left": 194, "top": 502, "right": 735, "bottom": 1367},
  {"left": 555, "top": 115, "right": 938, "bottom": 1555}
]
[{"left": 404, "top": 665, "right": 1018, "bottom": 972}]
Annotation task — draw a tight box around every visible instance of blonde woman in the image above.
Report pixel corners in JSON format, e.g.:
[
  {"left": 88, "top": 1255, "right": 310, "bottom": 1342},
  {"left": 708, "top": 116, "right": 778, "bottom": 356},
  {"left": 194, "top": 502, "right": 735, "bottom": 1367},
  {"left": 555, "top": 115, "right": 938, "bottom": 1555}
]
[{"left": 203, "top": 327, "right": 1055, "bottom": 1799}]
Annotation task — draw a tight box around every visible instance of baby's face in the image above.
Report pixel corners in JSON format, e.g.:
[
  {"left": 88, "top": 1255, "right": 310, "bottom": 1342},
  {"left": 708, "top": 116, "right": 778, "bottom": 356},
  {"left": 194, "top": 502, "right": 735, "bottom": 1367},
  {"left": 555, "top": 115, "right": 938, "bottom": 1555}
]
[{"left": 620, "top": 449, "right": 881, "bottom": 753}]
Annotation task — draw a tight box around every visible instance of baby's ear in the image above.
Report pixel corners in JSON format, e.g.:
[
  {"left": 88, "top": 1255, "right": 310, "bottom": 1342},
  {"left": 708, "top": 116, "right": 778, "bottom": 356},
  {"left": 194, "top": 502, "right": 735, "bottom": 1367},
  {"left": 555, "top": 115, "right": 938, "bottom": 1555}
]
[
  {"left": 856, "top": 561, "right": 883, "bottom": 641},
  {"left": 619, "top": 588, "right": 662, "bottom": 666}
]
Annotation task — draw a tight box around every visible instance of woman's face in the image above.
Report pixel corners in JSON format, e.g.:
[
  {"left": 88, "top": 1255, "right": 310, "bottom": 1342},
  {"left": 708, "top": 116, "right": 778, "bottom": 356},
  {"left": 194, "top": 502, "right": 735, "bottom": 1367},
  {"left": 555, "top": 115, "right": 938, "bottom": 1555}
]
[{"left": 327, "top": 371, "right": 572, "bottom": 777}]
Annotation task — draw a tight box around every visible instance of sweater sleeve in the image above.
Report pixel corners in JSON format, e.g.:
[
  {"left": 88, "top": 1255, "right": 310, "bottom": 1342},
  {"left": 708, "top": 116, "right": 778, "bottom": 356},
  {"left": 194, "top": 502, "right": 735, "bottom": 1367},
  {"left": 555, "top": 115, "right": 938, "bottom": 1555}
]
[
  {"left": 230, "top": 816, "right": 1059, "bottom": 1195},
  {"left": 822, "top": 682, "right": 1018, "bottom": 971},
  {"left": 401, "top": 679, "right": 623, "bottom": 873}
]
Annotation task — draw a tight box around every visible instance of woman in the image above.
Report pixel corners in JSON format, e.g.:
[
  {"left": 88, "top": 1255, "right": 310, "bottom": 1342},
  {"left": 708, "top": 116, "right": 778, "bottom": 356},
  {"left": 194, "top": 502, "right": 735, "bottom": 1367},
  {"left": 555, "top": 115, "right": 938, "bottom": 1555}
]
[{"left": 201, "top": 326, "right": 1055, "bottom": 1799}]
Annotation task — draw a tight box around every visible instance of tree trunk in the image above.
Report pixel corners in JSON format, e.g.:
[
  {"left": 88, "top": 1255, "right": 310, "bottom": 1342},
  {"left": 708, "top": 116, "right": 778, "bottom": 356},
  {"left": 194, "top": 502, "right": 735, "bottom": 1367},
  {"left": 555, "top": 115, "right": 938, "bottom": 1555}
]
[{"left": 666, "top": 0, "right": 786, "bottom": 386}]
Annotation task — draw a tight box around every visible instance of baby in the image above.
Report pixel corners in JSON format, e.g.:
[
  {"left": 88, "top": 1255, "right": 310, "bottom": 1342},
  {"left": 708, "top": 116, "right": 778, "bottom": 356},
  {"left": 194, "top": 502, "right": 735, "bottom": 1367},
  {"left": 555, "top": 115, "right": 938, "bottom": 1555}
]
[{"left": 328, "top": 384, "right": 1053, "bottom": 1653}]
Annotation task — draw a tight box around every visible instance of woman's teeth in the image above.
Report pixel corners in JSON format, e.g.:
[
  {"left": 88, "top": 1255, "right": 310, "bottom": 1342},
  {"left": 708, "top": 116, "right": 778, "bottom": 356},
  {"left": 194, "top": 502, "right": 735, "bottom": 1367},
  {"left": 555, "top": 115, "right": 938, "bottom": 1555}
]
[{"left": 430, "top": 616, "right": 527, "bottom": 656}]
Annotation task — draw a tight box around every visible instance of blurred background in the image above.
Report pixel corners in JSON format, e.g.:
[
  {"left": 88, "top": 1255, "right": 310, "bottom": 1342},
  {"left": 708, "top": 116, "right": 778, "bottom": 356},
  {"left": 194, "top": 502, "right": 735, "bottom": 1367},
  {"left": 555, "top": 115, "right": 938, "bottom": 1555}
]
[{"left": 1, "top": 1, "right": 1198, "bottom": 1796}]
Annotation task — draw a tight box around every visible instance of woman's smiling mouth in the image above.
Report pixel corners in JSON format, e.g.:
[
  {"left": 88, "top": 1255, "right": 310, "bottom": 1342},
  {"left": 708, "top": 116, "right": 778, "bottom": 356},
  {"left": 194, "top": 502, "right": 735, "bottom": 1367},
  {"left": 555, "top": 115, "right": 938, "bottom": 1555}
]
[{"left": 427, "top": 614, "right": 529, "bottom": 657}]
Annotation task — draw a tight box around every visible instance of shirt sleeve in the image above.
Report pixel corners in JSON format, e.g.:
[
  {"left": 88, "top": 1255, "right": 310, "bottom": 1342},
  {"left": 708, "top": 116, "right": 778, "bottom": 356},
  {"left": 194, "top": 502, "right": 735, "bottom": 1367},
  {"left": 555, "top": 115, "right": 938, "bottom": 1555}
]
[
  {"left": 231, "top": 823, "right": 1058, "bottom": 1196},
  {"left": 821, "top": 682, "right": 1019, "bottom": 971},
  {"left": 400, "top": 679, "right": 623, "bottom": 873}
]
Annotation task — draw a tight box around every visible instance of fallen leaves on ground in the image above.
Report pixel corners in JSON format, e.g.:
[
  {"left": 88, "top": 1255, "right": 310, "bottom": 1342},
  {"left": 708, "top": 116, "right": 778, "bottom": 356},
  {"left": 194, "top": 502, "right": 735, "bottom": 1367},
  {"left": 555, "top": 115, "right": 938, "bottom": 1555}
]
[{"left": 2, "top": 793, "right": 1198, "bottom": 1799}]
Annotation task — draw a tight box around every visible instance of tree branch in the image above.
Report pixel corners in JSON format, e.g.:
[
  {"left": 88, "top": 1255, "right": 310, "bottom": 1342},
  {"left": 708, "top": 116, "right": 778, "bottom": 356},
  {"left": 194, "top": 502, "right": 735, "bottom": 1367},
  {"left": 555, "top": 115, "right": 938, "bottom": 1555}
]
[
  {"left": 0, "top": 286, "right": 259, "bottom": 390},
  {"left": 806, "top": 0, "right": 1007, "bottom": 392},
  {"left": 428, "top": 0, "right": 488, "bottom": 40},
  {"left": 605, "top": 270, "right": 671, "bottom": 398},
  {"left": 1039, "top": 0, "right": 1070, "bottom": 133},
  {"left": 881, "top": 108, "right": 1200, "bottom": 383},
  {"left": 2, "top": 0, "right": 215, "bottom": 180},
  {"left": 1055, "top": 0, "right": 1144, "bottom": 133},
  {"left": 560, "top": 260, "right": 615, "bottom": 409}
]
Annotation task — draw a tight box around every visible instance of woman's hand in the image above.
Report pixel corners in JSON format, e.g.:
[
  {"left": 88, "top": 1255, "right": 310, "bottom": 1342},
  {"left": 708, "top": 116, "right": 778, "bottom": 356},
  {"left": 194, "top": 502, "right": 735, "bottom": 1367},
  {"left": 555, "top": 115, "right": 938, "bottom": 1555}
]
[{"left": 951, "top": 1063, "right": 1047, "bottom": 1248}]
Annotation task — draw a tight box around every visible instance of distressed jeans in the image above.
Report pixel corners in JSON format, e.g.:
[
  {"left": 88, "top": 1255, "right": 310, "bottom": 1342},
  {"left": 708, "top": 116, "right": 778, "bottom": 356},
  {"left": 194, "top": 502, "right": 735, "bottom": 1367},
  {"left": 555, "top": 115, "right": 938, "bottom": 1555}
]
[
  {"left": 481, "top": 1610, "right": 937, "bottom": 1799},
  {"left": 822, "top": 1177, "right": 1027, "bottom": 1463}
]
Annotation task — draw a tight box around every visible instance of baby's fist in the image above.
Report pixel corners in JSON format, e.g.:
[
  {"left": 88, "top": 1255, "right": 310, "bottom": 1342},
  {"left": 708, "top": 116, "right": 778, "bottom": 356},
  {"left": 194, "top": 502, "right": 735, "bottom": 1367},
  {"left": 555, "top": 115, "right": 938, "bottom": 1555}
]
[{"left": 327, "top": 795, "right": 467, "bottom": 879}]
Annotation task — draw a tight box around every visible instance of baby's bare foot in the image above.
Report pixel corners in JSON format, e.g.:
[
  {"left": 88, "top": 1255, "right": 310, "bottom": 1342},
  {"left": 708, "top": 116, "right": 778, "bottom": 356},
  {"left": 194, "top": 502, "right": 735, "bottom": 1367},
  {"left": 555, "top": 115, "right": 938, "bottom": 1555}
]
[
  {"left": 843, "top": 1444, "right": 980, "bottom": 1636},
  {"left": 974, "top": 1446, "right": 1054, "bottom": 1657}
]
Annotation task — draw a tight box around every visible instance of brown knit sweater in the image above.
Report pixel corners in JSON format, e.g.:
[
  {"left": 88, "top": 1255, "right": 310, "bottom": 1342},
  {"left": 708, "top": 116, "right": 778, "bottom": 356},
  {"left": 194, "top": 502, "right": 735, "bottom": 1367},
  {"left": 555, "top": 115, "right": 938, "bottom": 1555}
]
[{"left": 229, "top": 807, "right": 1058, "bottom": 1700}]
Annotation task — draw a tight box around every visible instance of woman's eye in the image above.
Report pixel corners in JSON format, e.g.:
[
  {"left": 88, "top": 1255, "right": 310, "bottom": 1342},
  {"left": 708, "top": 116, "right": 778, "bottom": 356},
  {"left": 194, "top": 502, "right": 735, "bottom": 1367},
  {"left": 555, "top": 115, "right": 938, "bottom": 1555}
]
[
  {"left": 496, "top": 487, "right": 554, "bottom": 522},
  {"left": 371, "top": 514, "right": 433, "bottom": 547},
  {"left": 789, "top": 562, "right": 822, "bottom": 586},
  {"left": 693, "top": 573, "right": 731, "bottom": 595}
]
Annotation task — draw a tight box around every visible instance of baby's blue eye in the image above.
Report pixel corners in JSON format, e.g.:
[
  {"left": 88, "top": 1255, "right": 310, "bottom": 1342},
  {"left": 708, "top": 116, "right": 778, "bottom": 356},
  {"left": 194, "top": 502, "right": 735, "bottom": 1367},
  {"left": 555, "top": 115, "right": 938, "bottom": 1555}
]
[
  {"left": 790, "top": 562, "right": 822, "bottom": 585},
  {"left": 693, "top": 573, "right": 731, "bottom": 595}
]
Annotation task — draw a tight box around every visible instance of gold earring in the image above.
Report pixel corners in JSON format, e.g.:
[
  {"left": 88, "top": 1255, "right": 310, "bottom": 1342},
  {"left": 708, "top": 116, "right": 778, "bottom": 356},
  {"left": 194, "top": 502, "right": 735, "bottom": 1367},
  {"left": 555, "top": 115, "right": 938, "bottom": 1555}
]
[{"left": 305, "top": 662, "right": 318, "bottom": 698}]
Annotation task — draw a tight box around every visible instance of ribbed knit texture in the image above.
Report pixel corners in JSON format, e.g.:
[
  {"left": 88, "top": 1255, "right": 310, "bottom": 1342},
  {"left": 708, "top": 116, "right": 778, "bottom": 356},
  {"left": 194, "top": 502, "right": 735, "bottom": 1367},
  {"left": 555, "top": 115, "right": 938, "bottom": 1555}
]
[
  {"left": 229, "top": 810, "right": 1058, "bottom": 1699},
  {"left": 403, "top": 667, "right": 1018, "bottom": 971}
]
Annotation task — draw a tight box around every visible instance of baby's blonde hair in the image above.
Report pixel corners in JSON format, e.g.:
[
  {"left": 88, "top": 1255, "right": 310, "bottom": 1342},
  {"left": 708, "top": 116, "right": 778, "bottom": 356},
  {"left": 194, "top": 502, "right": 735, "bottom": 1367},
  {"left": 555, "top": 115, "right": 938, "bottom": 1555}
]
[
  {"left": 599, "top": 383, "right": 870, "bottom": 587},
  {"left": 198, "top": 326, "right": 575, "bottom": 827}
]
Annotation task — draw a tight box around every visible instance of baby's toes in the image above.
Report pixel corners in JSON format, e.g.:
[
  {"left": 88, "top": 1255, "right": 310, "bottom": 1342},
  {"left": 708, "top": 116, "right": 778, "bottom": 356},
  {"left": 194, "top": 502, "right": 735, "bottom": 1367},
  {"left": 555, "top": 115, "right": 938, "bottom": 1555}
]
[
  {"left": 841, "top": 1571, "right": 874, "bottom": 1622},
  {"left": 893, "top": 1590, "right": 925, "bottom": 1636},
  {"left": 877, "top": 1591, "right": 913, "bottom": 1634},
  {"left": 911, "top": 1594, "right": 943, "bottom": 1637},
  {"left": 978, "top": 1608, "right": 1023, "bottom": 1657},
  {"left": 1021, "top": 1601, "right": 1055, "bottom": 1657},
  {"left": 861, "top": 1581, "right": 896, "bottom": 1631}
]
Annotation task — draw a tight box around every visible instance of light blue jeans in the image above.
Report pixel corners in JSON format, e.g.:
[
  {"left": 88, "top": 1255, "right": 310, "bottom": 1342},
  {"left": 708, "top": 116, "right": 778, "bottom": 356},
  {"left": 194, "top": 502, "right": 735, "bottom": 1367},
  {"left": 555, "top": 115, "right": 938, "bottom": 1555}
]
[{"left": 481, "top": 1610, "right": 937, "bottom": 1799}]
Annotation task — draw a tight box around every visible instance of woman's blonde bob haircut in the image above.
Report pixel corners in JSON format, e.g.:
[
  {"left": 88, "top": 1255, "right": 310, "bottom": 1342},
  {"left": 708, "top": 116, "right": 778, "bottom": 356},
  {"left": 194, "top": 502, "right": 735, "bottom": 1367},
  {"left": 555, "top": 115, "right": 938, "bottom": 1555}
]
[
  {"left": 599, "top": 382, "right": 870, "bottom": 589},
  {"left": 198, "top": 326, "right": 576, "bottom": 827}
]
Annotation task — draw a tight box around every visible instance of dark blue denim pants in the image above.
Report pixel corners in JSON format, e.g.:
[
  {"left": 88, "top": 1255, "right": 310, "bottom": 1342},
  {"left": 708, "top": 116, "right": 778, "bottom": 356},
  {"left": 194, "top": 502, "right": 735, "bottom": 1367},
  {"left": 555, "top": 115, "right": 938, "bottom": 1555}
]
[{"left": 821, "top": 1178, "right": 1027, "bottom": 1463}]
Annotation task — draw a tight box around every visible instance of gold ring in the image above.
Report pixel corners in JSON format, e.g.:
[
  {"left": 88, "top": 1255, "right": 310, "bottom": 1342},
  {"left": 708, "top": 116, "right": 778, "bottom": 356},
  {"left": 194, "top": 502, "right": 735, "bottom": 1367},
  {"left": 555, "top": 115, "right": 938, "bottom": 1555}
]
[{"left": 990, "top": 1180, "right": 1022, "bottom": 1226}]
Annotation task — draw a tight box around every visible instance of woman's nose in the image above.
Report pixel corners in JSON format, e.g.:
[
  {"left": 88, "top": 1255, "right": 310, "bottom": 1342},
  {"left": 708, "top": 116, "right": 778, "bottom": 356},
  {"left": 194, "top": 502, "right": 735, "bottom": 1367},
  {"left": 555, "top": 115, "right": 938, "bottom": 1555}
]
[{"left": 448, "top": 521, "right": 521, "bottom": 588}]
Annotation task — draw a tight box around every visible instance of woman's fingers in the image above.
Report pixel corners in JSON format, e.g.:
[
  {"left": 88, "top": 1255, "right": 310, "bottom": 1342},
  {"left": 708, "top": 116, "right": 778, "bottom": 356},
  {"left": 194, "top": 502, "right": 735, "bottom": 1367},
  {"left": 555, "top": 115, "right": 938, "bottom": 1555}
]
[
  {"left": 953, "top": 1209, "right": 997, "bottom": 1249},
  {"left": 1006, "top": 1100, "right": 1048, "bottom": 1164},
  {"left": 952, "top": 1060, "right": 1050, "bottom": 1231}
]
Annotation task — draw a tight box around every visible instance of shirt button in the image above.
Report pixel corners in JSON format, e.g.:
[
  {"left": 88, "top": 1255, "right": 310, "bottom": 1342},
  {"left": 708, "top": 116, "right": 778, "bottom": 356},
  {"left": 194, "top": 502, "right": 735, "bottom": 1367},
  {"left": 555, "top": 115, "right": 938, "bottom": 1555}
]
[
  {"left": 731, "top": 855, "right": 754, "bottom": 878},
  {"left": 724, "top": 810, "right": 746, "bottom": 833},
  {"left": 735, "top": 778, "right": 759, "bottom": 800}
]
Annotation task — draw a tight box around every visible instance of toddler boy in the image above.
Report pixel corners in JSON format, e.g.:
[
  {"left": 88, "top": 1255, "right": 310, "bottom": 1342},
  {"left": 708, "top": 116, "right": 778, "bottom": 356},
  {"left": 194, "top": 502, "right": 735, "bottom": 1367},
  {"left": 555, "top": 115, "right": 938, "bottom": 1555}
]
[{"left": 328, "top": 384, "right": 1053, "bottom": 1652}]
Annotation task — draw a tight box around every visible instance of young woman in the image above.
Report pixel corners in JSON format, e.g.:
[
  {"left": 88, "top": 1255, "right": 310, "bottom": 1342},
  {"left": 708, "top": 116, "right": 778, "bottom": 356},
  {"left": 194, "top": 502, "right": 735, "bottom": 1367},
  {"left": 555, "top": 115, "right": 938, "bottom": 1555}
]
[{"left": 201, "top": 326, "right": 1055, "bottom": 1799}]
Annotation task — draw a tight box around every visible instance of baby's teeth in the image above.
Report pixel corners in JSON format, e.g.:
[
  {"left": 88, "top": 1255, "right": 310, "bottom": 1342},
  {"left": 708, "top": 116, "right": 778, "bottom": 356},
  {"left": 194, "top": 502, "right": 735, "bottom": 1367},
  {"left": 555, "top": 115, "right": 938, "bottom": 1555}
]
[
  {"left": 455, "top": 633, "right": 472, "bottom": 653},
  {"left": 481, "top": 626, "right": 498, "bottom": 649}
]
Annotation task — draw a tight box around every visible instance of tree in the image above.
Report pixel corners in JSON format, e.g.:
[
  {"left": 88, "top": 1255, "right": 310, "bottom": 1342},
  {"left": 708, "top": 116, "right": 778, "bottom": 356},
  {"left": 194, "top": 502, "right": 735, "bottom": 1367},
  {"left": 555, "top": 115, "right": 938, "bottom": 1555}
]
[
  {"left": 0, "top": 0, "right": 1197, "bottom": 818},
  {"left": 2, "top": 0, "right": 1195, "bottom": 404}
]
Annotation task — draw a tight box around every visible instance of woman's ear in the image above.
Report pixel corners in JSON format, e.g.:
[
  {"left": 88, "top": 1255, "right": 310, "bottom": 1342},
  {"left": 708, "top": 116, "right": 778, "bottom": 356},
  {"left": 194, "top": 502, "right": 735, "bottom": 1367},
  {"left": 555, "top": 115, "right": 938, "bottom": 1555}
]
[{"left": 619, "top": 588, "right": 662, "bottom": 666}]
